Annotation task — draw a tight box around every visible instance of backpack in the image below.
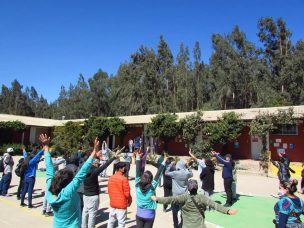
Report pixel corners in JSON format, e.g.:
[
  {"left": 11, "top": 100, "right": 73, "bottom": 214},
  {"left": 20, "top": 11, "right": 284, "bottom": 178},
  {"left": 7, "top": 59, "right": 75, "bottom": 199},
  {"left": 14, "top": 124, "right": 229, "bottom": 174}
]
[
  {"left": 15, "top": 158, "right": 25, "bottom": 177},
  {"left": 0, "top": 157, "right": 4, "bottom": 172}
]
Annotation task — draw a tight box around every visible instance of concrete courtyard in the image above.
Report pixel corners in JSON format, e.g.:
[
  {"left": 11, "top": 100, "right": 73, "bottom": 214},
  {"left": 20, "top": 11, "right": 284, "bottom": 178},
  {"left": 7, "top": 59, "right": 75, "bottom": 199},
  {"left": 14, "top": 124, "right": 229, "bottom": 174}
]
[{"left": 0, "top": 157, "right": 303, "bottom": 228}]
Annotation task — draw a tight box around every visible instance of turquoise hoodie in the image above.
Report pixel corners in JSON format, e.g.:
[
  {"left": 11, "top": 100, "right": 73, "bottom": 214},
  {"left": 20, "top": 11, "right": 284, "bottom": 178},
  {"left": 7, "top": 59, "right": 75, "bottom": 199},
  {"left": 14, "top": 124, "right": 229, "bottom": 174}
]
[
  {"left": 135, "top": 156, "right": 165, "bottom": 210},
  {"left": 45, "top": 151, "right": 93, "bottom": 228}
]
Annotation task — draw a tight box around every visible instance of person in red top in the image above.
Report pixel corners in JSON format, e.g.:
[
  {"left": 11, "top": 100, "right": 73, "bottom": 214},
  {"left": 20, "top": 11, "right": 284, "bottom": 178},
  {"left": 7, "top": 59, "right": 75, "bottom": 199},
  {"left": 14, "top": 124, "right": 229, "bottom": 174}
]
[{"left": 107, "top": 162, "right": 132, "bottom": 228}]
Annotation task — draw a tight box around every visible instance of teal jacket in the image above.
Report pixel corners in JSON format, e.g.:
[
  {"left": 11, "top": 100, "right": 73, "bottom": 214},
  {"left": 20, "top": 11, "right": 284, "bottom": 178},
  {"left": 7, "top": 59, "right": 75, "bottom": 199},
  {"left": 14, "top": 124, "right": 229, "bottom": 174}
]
[
  {"left": 135, "top": 156, "right": 165, "bottom": 210},
  {"left": 45, "top": 151, "right": 93, "bottom": 228}
]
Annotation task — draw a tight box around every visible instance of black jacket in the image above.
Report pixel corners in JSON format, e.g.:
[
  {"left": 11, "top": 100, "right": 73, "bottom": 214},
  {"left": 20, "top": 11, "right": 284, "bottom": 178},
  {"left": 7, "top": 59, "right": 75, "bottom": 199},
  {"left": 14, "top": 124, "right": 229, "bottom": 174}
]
[
  {"left": 200, "top": 166, "right": 215, "bottom": 192},
  {"left": 83, "top": 157, "right": 115, "bottom": 196}
]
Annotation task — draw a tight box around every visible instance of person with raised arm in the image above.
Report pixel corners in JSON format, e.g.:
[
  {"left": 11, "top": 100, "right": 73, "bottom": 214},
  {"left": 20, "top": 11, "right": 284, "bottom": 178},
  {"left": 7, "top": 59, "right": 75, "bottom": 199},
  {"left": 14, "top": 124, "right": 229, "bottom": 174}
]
[
  {"left": 189, "top": 149, "right": 206, "bottom": 192},
  {"left": 82, "top": 147, "right": 123, "bottom": 228},
  {"left": 211, "top": 150, "right": 234, "bottom": 207},
  {"left": 165, "top": 157, "right": 193, "bottom": 228},
  {"left": 20, "top": 144, "right": 44, "bottom": 208},
  {"left": 151, "top": 179, "right": 237, "bottom": 228},
  {"left": 135, "top": 147, "right": 166, "bottom": 228},
  {"left": 42, "top": 134, "right": 100, "bottom": 228}
]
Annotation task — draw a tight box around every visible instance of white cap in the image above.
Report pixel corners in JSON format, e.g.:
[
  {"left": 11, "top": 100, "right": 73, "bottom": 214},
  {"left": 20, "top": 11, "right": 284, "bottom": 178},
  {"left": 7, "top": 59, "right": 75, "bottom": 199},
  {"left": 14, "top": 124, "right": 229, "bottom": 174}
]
[{"left": 6, "top": 147, "right": 14, "bottom": 153}]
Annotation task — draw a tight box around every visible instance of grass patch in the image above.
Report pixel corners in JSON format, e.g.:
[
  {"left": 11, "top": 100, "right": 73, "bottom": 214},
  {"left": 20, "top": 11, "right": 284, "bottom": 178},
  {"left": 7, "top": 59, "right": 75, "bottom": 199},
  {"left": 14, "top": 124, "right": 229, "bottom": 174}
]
[{"left": 205, "top": 193, "right": 278, "bottom": 228}]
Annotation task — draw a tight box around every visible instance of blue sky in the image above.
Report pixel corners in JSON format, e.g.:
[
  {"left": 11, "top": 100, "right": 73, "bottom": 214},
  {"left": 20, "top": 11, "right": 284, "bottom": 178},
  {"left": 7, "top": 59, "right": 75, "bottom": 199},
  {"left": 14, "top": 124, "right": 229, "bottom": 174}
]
[{"left": 0, "top": 0, "right": 303, "bottom": 102}]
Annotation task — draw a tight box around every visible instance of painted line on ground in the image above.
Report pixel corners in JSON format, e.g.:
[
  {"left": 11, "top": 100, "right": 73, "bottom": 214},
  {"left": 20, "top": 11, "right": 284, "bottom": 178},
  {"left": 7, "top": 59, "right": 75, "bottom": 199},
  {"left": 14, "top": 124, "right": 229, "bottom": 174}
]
[
  {"left": 205, "top": 221, "right": 224, "bottom": 228},
  {"left": 0, "top": 197, "right": 52, "bottom": 222},
  {"left": 0, "top": 219, "right": 13, "bottom": 226}
]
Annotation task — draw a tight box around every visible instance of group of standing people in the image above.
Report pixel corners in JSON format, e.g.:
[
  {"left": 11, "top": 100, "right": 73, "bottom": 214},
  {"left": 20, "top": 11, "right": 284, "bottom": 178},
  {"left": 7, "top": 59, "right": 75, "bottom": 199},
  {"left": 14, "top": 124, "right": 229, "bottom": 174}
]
[
  {"left": 0, "top": 135, "right": 239, "bottom": 228},
  {"left": 3, "top": 134, "right": 304, "bottom": 228},
  {"left": 41, "top": 134, "right": 237, "bottom": 228},
  {"left": 0, "top": 134, "right": 240, "bottom": 228}
]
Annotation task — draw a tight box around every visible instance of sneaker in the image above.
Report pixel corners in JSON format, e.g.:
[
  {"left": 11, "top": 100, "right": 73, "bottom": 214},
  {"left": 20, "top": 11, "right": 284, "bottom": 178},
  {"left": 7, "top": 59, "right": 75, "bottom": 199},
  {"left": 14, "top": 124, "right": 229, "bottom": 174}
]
[
  {"left": 28, "top": 205, "right": 33, "bottom": 209},
  {"left": 45, "top": 212, "right": 53, "bottom": 217},
  {"left": 20, "top": 203, "right": 26, "bottom": 207}
]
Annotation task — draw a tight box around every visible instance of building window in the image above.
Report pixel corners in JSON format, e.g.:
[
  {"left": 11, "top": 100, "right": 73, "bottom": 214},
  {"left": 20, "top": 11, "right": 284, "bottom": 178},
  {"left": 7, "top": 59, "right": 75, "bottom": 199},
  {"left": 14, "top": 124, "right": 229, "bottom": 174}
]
[{"left": 273, "top": 124, "right": 298, "bottom": 135}]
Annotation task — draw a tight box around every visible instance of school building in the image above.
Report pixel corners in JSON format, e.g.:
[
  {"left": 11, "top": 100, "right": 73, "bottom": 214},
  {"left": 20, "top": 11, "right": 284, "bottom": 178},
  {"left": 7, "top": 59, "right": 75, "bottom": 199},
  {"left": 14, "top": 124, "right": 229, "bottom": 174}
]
[{"left": 1, "top": 105, "right": 304, "bottom": 176}]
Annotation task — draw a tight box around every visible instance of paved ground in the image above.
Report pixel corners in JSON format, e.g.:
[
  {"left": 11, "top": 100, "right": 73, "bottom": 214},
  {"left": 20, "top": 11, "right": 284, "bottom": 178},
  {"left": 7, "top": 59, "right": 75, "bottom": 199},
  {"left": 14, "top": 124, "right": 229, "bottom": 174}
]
[{"left": 0, "top": 158, "right": 303, "bottom": 228}]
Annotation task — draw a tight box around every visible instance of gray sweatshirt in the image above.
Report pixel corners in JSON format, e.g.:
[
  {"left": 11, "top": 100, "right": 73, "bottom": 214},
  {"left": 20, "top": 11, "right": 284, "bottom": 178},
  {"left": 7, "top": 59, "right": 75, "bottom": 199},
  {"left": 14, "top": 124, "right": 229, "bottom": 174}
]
[
  {"left": 165, "top": 161, "right": 193, "bottom": 196},
  {"left": 3, "top": 153, "right": 14, "bottom": 174}
]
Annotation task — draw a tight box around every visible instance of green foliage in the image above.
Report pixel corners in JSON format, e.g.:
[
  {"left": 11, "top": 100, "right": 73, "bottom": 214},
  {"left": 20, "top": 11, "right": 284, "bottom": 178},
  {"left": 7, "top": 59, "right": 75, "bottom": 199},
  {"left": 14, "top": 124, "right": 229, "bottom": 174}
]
[
  {"left": 250, "top": 108, "right": 295, "bottom": 137},
  {"left": 180, "top": 112, "right": 202, "bottom": 145},
  {"left": 0, "top": 143, "right": 23, "bottom": 155},
  {"left": 249, "top": 108, "right": 296, "bottom": 173},
  {"left": 86, "top": 117, "right": 109, "bottom": 141},
  {"left": 107, "top": 117, "right": 126, "bottom": 136},
  {"left": 190, "top": 140, "right": 212, "bottom": 159},
  {"left": 147, "top": 114, "right": 180, "bottom": 140},
  {"left": 250, "top": 112, "right": 275, "bottom": 137},
  {"left": 0, "top": 121, "right": 26, "bottom": 131},
  {"left": 205, "top": 112, "right": 244, "bottom": 145},
  {"left": 147, "top": 113, "right": 180, "bottom": 151},
  {"left": 274, "top": 108, "right": 296, "bottom": 125},
  {"left": 52, "top": 121, "right": 83, "bottom": 154},
  {"left": 1, "top": 18, "right": 304, "bottom": 118}
]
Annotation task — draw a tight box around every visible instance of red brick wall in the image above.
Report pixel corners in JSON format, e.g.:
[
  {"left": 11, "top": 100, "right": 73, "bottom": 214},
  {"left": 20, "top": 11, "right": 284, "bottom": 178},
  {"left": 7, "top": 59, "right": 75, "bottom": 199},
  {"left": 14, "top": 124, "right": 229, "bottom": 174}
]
[
  {"left": 119, "top": 125, "right": 144, "bottom": 148},
  {"left": 156, "top": 134, "right": 188, "bottom": 156},
  {"left": 213, "top": 126, "right": 252, "bottom": 159},
  {"left": 269, "top": 123, "right": 304, "bottom": 162}
]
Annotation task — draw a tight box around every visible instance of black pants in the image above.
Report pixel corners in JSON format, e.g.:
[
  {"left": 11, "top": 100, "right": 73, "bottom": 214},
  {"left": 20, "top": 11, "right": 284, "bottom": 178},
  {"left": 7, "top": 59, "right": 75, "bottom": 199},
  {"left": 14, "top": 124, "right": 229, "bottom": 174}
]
[
  {"left": 78, "top": 192, "right": 84, "bottom": 213},
  {"left": 17, "top": 177, "right": 24, "bottom": 198},
  {"left": 172, "top": 203, "right": 183, "bottom": 228},
  {"left": 124, "top": 162, "right": 130, "bottom": 177},
  {"left": 224, "top": 178, "right": 233, "bottom": 205},
  {"left": 136, "top": 215, "right": 155, "bottom": 228},
  {"left": 163, "top": 187, "right": 172, "bottom": 210}
]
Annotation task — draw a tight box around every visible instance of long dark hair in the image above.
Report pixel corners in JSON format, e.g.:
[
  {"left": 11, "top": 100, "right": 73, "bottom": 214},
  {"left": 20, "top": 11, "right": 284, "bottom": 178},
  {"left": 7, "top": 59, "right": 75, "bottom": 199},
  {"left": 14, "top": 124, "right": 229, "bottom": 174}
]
[
  {"left": 205, "top": 159, "right": 215, "bottom": 174},
  {"left": 139, "top": 170, "right": 153, "bottom": 192},
  {"left": 281, "top": 179, "right": 298, "bottom": 195},
  {"left": 20, "top": 154, "right": 34, "bottom": 175},
  {"left": 50, "top": 169, "right": 74, "bottom": 196}
]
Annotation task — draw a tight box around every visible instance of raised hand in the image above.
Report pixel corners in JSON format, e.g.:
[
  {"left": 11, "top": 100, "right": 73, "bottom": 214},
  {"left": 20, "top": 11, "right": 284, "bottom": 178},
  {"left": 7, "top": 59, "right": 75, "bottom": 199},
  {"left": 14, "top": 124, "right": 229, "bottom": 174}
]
[
  {"left": 211, "top": 150, "right": 219, "bottom": 156},
  {"left": 115, "top": 146, "right": 125, "bottom": 158},
  {"left": 39, "top": 134, "right": 51, "bottom": 146},
  {"left": 90, "top": 138, "right": 100, "bottom": 158}
]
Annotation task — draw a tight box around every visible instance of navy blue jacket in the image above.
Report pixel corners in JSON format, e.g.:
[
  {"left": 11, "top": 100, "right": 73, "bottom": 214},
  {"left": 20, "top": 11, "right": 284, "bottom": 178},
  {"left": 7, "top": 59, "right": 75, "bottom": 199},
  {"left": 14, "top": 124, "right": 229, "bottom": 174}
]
[{"left": 215, "top": 154, "right": 233, "bottom": 179}]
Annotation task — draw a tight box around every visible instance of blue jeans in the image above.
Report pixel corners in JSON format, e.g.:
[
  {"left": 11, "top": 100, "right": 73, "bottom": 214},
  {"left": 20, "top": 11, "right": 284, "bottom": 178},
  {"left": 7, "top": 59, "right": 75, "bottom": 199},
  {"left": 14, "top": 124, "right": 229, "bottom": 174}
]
[
  {"left": 21, "top": 176, "right": 36, "bottom": 206},
  {"left": 0, "top": 173, "right": 12, "bottom": 195}
]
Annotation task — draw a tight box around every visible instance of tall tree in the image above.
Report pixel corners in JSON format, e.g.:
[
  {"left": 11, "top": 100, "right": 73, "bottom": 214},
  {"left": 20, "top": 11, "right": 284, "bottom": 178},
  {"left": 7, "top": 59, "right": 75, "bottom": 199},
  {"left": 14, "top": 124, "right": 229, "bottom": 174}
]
[
  {"left": 89, "top": 69, "right": 110, "bottom": 116},
  {"left": 156, "top": 36, "right": 174, "bottom": 112},
  {"left": 258, "top": 17, "right": 292, "bottom": 96}
]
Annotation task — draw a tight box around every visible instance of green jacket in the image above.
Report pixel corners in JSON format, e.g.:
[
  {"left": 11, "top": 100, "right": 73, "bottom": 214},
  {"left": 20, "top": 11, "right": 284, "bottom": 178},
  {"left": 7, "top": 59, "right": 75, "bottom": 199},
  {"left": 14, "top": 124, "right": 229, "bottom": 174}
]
[{"left": 157, "top": 194, "right": 230, "bottom": 228}]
